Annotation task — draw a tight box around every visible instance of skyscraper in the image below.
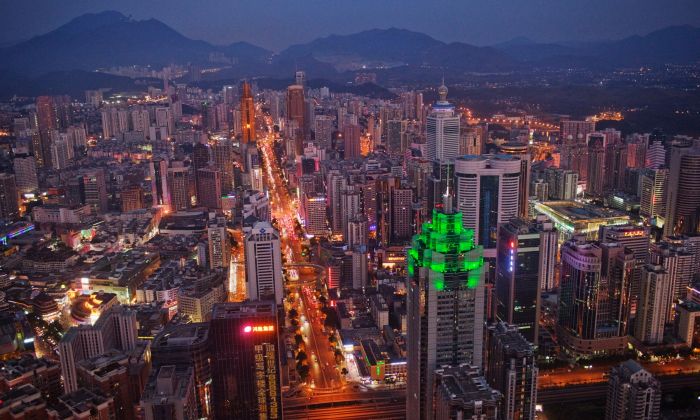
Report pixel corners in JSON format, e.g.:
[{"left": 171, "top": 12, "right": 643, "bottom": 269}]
[
  {"left": 639, "top": 168, "right": 667, "bottom": 225},
  {"left": 586, "top": 133, "right": 606, "bottom": 196},
  {"left": 82, "top": 169, "right": 109, "bottom": 214},
  {"left": 407, "top": 196, "right": 485, "bottom": 420},
  {"left": 196, "top": 167, "right": 222, "bottom": 209},
  {"left": 433, "top": 365, "right": 502, "bottom": 420},
  {"left": 391, "top": 186, "right": 414, "bottom": 243},
  {"left": 605, "top": 360, "right": 661, "bottom": 420},
  {"left": 454, "top": 155, "right": 521, "bottom": 253},
  {"left": 150, "top": 159, "right": 170, "bottom": 209},
  {"left": 240, "top": 81, "right": 256, "bottom": 143},
  {"left": 343, "top": 123, "right": 362, "bottom": 159},
  {"left": 12, "top": 153, "right": 39, "bottom": 196},
  {"left": 0, "top": 174, "right": 19, "bottom": 221},
  {"left": 426, "top": 82, "right": 460, "bottom": 162},
  {"left": 634, "top": 264, "right": 672, "bottom": 345},
  {"left": 167, "top": 166, "right": 191, "bottom": 212},
  {"left": 314, "top": 115, "right": 333, "bottom": 150},
  {"left": 286, "top": 84, "right": 306, "bottom": 155},
  {"left": 35, "top": 96, "right": 57, "bottom": 168},
  {"left": 664, "top": 143, "right": 700, "bottom": 236},
  {"left": 207, "top": 216, "right": 230, "bottom": 270},
  {"left": 560, "top": 120, "right": 595, "bottom": 142},
  {"left": 485, "top": 322, "right": 538, "bottom": 420},
  {"left": 209, "top": 302, "right": 281, "bottom": 420},
  {"left": 244, "top": 221, "right": 283, "bottom": 304},
  {"left": 557, "top": 240, "right": 634, "bottom": 357},
  {"left": 140, "top": 366, "right": 198, "bottom": 420},
  {"left": 120, "top": 185, "right": 144, "bottom": 212},
  {"left": 496, "top": 217, "right": 557, "bottom": 343}
]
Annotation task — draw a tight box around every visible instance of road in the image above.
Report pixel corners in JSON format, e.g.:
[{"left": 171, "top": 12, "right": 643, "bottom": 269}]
[
  {"left": 257, "top": 118, "right": 339, "bottom": 391},
  {"left": 227, "top": 228, "right": 246, "bottom": 302},
  {"left": 284, "top": 388, "right": 406, "bottom": 420}
]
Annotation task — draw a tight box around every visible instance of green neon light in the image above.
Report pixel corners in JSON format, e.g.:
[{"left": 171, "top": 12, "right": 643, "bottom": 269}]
[{"left": 407, "top": 208, "right": 483, "bottom": 289}]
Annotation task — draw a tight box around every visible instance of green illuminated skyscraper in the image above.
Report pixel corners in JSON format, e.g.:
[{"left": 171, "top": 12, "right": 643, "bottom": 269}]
[{"left": 406, "top": 188, "right": 485, "bottom": 420}]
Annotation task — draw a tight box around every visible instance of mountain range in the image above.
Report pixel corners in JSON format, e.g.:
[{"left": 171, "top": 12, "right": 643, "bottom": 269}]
[{"left": 1, "top": 11, "right": 699, "bottom": 84}]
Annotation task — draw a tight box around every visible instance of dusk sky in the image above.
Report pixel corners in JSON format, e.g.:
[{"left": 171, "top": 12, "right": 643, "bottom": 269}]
[{"left": 1, "top": 0, "right": 700, "bottom": 50}]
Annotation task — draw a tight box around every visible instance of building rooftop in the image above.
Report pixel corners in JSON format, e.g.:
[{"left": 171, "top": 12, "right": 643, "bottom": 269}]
[{"left": 211, "top": 301, "right": 277, "bottom": 319}]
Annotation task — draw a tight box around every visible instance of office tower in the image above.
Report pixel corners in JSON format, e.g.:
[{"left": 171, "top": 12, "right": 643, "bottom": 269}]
[
  {"left": 645, "top": 140, "right": 666, "bottom": 169},
  {"left": 361, "top": 178, "right": 378, "bottom": 226},
  {"left": 391, "top": 187, "right": 414, "bottom": 243},
  {"left": 343, "top": 123, "right": 362, "bottom": 159},
  {"left": 460, "top": 126, "right": 482, "bottom": 156},
  {"left": 546, "top": 168, "right": 578, "bottom": 201},
  {"left": 151, "top": 323, "right": 211, "bottom": 418},
  {"left": 303, "top": 193, "right": 327, "bottom": 236},
  {"left": 209, "top": 302, "right": 281, "bottom": 420},
  {"left": 59, "top": 306, "right": 137, "bottom": 393},
  {"left": 606, "top": 142, "right": 628, "bottom": 191},
  {"left": 351, "top": 247, "right": 368, "bottom": 289},
  {"left": 150, "top": 158, "right": 170, "bottom": 209},
  {"left": 599, "top": 225, "right": 651, "bottom": 315},
  {"left": 426, "top": 82, "right": 460, "bottom": 162},
  {"left": 560, "top": 120, "right": 595, "bottom": 142},
  {"left": 650, "top": 241, "right": 694, "bottom": 303},
  {"left": 314, "top": 115, "right": 333, "bottom": 149},
  {"left": 82, "top": 169, "right": 109, "bottom": 214},
  {"left": 496, "top": 218, "right": 558, "bottom": 343},
  {"left": 387, "top": 119, "right": 405, "bottom": 155},
  {"left": 287, "top": 84, "right": 306, "bottom": 155},
  {"left": 141, "top": 366, "right": 197, "bottom": 420},
  {"left": 222, "top": 84, "right": 237, "bottom": 105},
  {"left": 0, "top": 174, "right": 19, "bottom": 221},
  {"left": 327, "top": 170, "right": 347, "bottom": 235},
  {"left": 406, "top": 198, "right": 485, "bottom": 420},
  {"left": 207, "top": 216, "right": 230, "bottom": 270},
  {"left": 120, "top": 185, "right": 144, "bottom": 212},
  {"left": 557, "top": 240, "right": 634, "bottom": 357},
  {"left": 244, "top": 221, "right": 283, "bottom": 304},
  {"left": 12, "top": 153, "right": 39, "bottom": 195},
  {"left": 454, "top": 155, "right": 521, "bottom": 253},
  {"left": 499, "top": 143, "right": 532, "bottom": 218},
  {"left": 605, "top": 360, "right": 661, "bottom": 420},
  {"left": 486, "top": 322, "right": 538, "bottom": 420},
  {"left": 178, "top": 273, "right": 226, "bottom": 323},
  {"left": 433, "top": 365, "right": 502, "bottom": 420},
  {"left": 155, "top": 107, "right": 175, "bottom": 136},
  {"left": 532, "top": 179, "right": 549, "bottom": 202},
  {"left": 347, "top": 215, "right": 369, "bottom": 248},
  {"left": 295, "top": 70, "right": 305, "bottom": 86},
  {"left": 211, "top": 139, "right": 234, "bottom": 192},
  {"left": 587, "top": 133, "right": 606, "bottom": 196},
  {"left": 36, "top": 96, "right": 57, "bottom": 168},
  {"left": 634, "top": 264, "right": 672, "bottom": 345},
  {"left": 196, "top": 167, "right": 222, "bottom": 209},
  {"left": 664, "top": 144, "right": 700, "bottom": 236},
  {"left": 639, "top": 168, "right": 667, "bottom": 224},
  {"left": 50, "top": 135, "right": 71, "bottom": 170},
  {"left": 167, "top": 166, "right": 191, "bottom": 212},
  {"left": 192, "top": 141, "right": 211, "bottom": 175},
  {"left": 240, "top": 81, "right": 256, "bottom": 143},
  {"left": 340, "top": 187, "right": 362, "bottom": 240}
]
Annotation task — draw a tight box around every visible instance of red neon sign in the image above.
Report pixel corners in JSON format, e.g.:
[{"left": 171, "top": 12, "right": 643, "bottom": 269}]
[{"left": 242, "top": 325, "right": 275, "bottom": 334}]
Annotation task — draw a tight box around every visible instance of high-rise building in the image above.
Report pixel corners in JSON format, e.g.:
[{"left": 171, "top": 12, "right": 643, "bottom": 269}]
[
  {"left": 140, "top": 365, "right": 198, "bottom": 420},
  {"left": 0, "top": 174, "right": 19, "bottom": 221},
  {"left": 82, "top": 169, "right": 109, "bottom": 214},
  {"left": 650, "top": 241, "right": 694, "bottom": 304},
  {"left": 303, "top": 193, "right": 328, "bottom": 236},
  {"left": 347, "top": 215, "right": 369, "bottom": 248},
  {"left": 207, "top": 216, "right": 230, "bottom": 270},
  {"left": 386, "top": 119, "right": 406, "bottom": 155},
  {"left": 426, "top": 82, "right": 460, "bottom": 162},
  {"left": 496, "top": 217, "right": 557, "bottom": 343},
  {"left": 287, "top": 84, "right": 306, "bottom": 155},
  {"left": 560, "top": 120, "right": 595, "bottom": 143},
  {"left": 391, "top": 186, "right": 414, "bottom": 243},
  {"left": 240, "top": 81, "right": 256, "bottom": 143},
  {"left": 454, "top": 155, "right": 521, "bottom": 253},
  {"left": 167, "top": 166, "right": 191, "bottom": 212},
  {"left": 327, "top": 170, "right": 347, "bottom": 235},
  {"left": 634, "top": 264, "right": 672, "bottom": 345},
  {"left": 485, "top": 322, "right": 538, "bottom": 420},
  {"left": 59, "top": 306, "right": 137, "bottom": 393},
  {"left": 645, "top": 140, "right": 666, "bottom": 170},
  {"left": 639, "top": 168, "right": 667, "bottom": 225},
  {"left": 557, "top": 240, "right": 634, "bottom": 357},
  {"left": 545, "top": 168, "right": 578, "bottom": 201},
  {"left": 36, "top": 96, "right": 57, "bottom": 168},
  {"left": 196, "top": 167, "right": 222, "bottom": 209},
  {"left": 406, "top": 199, "right": 485, "bottom": 420},
  {"left": 605, "top": 360, "right": 661, "bottom": 420},
  {"left": 664, "top": 144, "right": 700, "bottom": 236},
  {"left": 587, "top": 133, "right": 606, "bottom": 196},
  {"left": 12, "top": 153, "right": 39, "bottom": 196},
  {"left": 244, "top": 221, "right": 283, "bottom": 304},
  {"left": 340, "top": 187, "right": 362, "bottom": 240},
  {"left": 433, "top": 364, "right": 502, "bottom": 420},
  {"left": 151, "top": 323, "right": 211, "bottom": 418},
  {"left": 343, "top": 123, "right": 362, "bottom": 159},
  {"left": 314, "top": 115, "right": 333, "bottom": 149},
  {"left": 211, "top": 139, "right": 235, "bottom": 192},
  {"left": 150, "top": 159, "right": 170, "bottom": 209},
  {"left": 209, "top": 302, "right": 281, "bottom": 420}
]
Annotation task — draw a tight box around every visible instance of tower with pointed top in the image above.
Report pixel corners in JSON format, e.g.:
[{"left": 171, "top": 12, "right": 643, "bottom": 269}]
[
  {"left": 240, "top": 81, "right": 255, "bottom": 143},
  {"left": 406, "top": 202, "right": 485, "bottom": 420},
  {"left": 427, "top": 81, "right": 460, "bottom": 162}
]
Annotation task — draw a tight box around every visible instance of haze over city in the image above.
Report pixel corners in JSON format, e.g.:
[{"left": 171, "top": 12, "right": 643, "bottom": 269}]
[{"left": 0, "top": 2, "right": 698, "bottom": 420}]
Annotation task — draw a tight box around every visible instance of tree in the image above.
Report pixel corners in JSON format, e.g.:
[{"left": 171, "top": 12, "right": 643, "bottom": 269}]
[
  {"left": 296, "top": 351, "right": 308, "bottom": 362},
  {"left": 341, "top": 368, "right": 348, "bottom": 375},
  {"left": 295, "top": 334, "right": 304, "bottom": 346},
  {"left": 318, "top": 295, "right": 327, "bottom": 305},
  {"left": 288, "top": 308, "right": 299, "bottom": 319},
  {"left": 334, "top": 349, "right": 344, "bottom": 364},
  {"left": 329, "top": 335, "right": 337, "bottom": 344},
  {"left": 291, "top": 319, "right": 299, "bottom": 327},
  {"left": 297, "top": 364, "right": 310, "bottom": 382}
]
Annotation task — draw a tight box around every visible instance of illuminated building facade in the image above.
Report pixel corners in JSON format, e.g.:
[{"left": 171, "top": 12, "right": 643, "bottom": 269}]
[
  {"left": 210, "top": 302, "right": 281, "bottom": 420},
  {"left": 534, "top": 201, "right": 629, "bottom": 243},
  {"left": 407, "top": 198, "right": 485, "bottom": 420},
  {"left": 240, "top": 81, "right": 256, "bottom": 143}
]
